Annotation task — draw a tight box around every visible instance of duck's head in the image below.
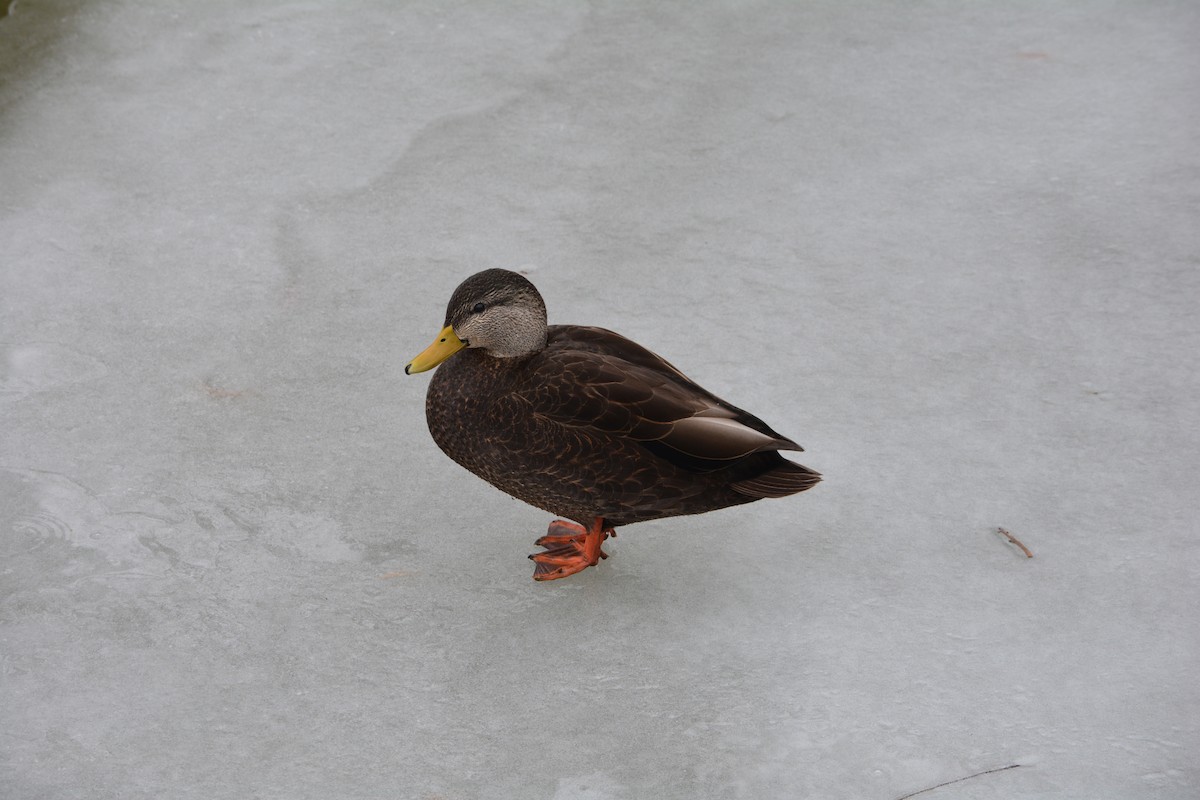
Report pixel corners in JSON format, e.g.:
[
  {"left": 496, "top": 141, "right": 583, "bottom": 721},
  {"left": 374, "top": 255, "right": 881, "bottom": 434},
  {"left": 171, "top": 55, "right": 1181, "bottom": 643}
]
[{"left": 405, "top": 268, "right": 548, "bottom": 374}]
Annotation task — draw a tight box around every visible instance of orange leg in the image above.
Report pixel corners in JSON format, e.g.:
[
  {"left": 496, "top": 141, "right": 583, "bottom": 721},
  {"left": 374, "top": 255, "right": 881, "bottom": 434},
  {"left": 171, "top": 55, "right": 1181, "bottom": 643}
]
[{"left": 529, "top": 517, "right": 616, "bottom": 581}]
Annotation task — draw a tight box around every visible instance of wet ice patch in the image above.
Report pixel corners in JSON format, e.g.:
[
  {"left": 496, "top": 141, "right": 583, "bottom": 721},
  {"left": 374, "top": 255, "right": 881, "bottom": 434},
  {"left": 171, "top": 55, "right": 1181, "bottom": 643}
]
[
  {"left": 0, "top": 342, "right": 108, "bottom": 394},
  {"left": 257, "top": 506, "right": 360, "bottom": 563},
  {"left": 1, "top": 468, "right": 105, "bottom": 554},
  {"left": 0, "top": 467, "right": 187, "bottom": 570}
]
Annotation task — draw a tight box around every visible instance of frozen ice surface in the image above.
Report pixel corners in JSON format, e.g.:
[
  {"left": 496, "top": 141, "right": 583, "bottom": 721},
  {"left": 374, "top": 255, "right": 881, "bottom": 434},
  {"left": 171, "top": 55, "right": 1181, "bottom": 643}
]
[{"left": 2, "top": 1, "right": 1198, "bottom": 798}]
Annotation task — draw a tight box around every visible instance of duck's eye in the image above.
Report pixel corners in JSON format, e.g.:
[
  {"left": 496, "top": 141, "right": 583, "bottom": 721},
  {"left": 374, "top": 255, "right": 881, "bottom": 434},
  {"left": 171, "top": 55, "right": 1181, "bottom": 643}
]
[{"left": 472, "top": 302, "right": 486, "bottom": 314}]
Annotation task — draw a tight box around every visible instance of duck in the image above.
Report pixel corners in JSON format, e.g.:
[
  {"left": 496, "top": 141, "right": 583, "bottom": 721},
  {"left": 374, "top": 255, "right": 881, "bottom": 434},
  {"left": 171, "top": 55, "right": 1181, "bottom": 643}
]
[{"left": 405, "top": 268, "right": 820, "bottom": 581}]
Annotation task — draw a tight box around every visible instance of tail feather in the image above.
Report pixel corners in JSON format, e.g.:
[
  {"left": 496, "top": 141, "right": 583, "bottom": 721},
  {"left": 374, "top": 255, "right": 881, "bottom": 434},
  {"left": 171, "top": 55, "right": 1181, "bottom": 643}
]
[{"left": 731, "top": 459, "right": 821, "bottom": 499}]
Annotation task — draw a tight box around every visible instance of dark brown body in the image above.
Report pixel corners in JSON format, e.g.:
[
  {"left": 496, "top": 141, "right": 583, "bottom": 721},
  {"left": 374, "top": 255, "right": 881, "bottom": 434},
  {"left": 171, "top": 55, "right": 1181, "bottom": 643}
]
[{"left": 426, "top": 325, "right": 819, "bottom": 527}]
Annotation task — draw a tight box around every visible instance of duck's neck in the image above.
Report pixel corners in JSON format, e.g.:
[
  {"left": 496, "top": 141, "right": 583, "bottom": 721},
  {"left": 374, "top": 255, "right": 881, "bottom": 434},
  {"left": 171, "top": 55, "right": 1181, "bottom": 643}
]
[{"left": 481, "top": 326, "right": 547, "bottom": 359}]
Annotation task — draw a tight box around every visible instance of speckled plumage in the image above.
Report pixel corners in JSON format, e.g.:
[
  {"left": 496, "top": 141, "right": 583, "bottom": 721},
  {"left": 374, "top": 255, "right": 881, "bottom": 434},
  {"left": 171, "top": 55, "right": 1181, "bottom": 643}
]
[{"left": 417, "top": 272, "right": 820, "bottom": 530}]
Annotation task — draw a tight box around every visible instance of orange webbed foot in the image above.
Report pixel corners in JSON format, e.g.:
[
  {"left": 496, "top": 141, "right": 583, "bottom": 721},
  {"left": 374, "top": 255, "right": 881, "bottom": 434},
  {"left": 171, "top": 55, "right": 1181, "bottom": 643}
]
[{"left": 529, "top": 518, "right": 615, "bottom": 581}]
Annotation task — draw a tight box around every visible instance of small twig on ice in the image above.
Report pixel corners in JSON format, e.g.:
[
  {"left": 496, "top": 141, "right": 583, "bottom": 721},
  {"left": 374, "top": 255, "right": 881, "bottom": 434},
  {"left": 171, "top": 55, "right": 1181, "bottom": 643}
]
[
  {"left": 997, "top": 527, "right": 1033, "bottom": 558},
  {"left": 894, "top": 763, "right": 1023, "bottom": 800}
]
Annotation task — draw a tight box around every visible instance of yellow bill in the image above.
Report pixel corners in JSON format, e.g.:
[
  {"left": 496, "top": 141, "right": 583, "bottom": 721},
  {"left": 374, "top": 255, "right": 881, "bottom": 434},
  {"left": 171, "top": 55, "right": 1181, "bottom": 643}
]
[{"left": 405, "top": 325, "right": 466, "bottom": 374}]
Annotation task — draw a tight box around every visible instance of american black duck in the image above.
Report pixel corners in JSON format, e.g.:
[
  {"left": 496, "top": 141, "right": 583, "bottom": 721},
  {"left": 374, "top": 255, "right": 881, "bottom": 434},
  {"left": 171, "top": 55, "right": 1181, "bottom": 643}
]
[{"left": 405, "top": 268, "right": 820, "bottom": 581}]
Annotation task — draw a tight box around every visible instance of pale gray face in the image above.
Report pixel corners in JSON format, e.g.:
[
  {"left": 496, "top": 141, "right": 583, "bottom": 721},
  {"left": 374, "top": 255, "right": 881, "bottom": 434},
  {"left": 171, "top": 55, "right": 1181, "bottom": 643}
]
[{"left": 443, "top": 268, "right": 548, "bottom": 358}]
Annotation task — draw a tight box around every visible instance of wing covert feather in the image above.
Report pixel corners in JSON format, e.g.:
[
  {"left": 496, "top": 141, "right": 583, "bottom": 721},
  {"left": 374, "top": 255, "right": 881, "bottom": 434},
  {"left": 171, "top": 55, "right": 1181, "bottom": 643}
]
[{"left": 516, "top": 327, "right": 801, "bottom": 463}]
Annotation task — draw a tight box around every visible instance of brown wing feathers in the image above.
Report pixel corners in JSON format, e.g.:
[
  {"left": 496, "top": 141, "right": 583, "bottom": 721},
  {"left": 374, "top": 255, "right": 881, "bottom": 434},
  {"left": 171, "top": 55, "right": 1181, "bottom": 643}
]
[{"left": 528, "top": 327, "right": 807, "bottom": 469}]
